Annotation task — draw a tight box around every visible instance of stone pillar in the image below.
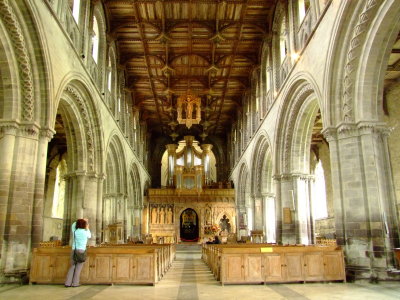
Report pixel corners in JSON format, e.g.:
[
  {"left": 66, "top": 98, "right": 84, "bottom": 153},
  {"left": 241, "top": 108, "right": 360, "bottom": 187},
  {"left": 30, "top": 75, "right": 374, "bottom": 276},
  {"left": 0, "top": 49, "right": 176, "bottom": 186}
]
[
  {"left": 0, "top": 123, "right": 18, "bottom": 273},
  {"left": 96, "top": 175, "right": 104, "bottom": 244},
  {"left": 323, "top": 123, "right": 400, "bottom": 280},
  {"left": 276, "top": 174, "right": 312, "bottom": 245},
  {"left": 166, "top": 144, "right": 177, "bottom": 187},
  {"left": 84, "top": 173, "right": 100, "bottom": 246},
  {"left": 262, "top": 193, "right": 276, "bottom": 243},
  {"left": 0, "top": 123, "right": 41, "bottom": 275},
  {"left": 253, "top": 196, "right": 263, "bottom": 230},
  {"left": 31, "top": 128, "right": 55, "bottom": 249}
]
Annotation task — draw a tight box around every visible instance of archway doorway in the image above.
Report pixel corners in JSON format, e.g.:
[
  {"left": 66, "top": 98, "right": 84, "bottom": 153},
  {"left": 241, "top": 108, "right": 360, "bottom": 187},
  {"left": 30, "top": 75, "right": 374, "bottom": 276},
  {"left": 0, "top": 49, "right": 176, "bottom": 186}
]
[{"left": 180, "top": 208, "right": 199, "bottom": 242}]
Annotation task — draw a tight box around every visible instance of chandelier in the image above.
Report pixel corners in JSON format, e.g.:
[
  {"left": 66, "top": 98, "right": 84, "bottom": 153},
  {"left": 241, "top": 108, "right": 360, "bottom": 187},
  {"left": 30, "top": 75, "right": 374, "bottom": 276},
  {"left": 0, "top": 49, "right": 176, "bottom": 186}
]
[{"left": 176, "top": 91, "right": 201, "bottom": 129}]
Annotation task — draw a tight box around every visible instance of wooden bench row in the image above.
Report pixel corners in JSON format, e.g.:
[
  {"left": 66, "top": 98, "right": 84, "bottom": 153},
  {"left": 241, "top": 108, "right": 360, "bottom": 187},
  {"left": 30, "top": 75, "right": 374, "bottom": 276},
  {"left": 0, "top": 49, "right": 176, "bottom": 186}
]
[
  {"left": 202, "top": 244, "right": 346, "bottom": 285},
  {"left": 30, "top": 244, "right": 176, "bottom": 286}
]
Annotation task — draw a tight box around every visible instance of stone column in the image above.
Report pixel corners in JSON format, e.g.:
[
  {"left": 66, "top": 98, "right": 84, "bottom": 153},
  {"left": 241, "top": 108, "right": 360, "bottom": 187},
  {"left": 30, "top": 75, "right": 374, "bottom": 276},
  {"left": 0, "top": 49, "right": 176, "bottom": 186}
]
[
  {"left": 0, "top": 123, "right": 41, "bottom": 274},
  {"left": 0, "top": 123, "right": 18, "bottom": 272},
  {"left": 262, "top": 193, "right": 276, "bottom": 243},
  {"left": 31, "top": 128, "right": 55, "bottom": 249},
  {"left": 84, "top": 173, "right": 100, "bottom": 246},
  {"left": 323, "top": 123, "right": 400, "bottom": 280},
  {"left": 166, "top": 144, "right": 177, "bottom": 187},
  {"left": 253, "top": 196, "right": 263, "bottom": 230},
  {"left": 276, "top": 173, "right": 312, "bottom": 245},
  {"left": 96, "top": 174, "right": 104, "bottom": 244}
]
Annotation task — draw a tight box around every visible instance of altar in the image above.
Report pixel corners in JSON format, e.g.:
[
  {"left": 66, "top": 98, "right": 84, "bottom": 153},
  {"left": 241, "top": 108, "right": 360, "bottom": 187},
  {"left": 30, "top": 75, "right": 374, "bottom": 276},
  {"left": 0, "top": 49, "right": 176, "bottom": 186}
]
[{"left": 142, "top": 136, "right": 236, "bottom": 242}]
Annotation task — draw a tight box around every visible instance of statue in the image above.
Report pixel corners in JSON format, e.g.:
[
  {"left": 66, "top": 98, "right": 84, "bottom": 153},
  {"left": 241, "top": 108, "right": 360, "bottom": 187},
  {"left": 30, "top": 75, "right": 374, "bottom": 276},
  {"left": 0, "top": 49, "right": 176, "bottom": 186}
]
[
  {"left": 159, "top": 207, "right": 165, "bottom": 224},
  {"left": 219, "top": 215, "right": 231, "bottom": 233},
  {"left": 205, "top": 208, "right": 211, "bottom": 225},
  {"left": 151, "top": 206, "right": 158, "bottom": 224},
  {"left": 166, "top": 207, "right": 173, "bottom": 224}
]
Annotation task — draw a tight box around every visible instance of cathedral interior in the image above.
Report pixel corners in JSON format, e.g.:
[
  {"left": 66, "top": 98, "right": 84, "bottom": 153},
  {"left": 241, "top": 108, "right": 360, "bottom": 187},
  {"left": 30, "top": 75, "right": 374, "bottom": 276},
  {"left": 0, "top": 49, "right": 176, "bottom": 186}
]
[{"left": 0, "top": 0, "right": 400, "bottom": 298}]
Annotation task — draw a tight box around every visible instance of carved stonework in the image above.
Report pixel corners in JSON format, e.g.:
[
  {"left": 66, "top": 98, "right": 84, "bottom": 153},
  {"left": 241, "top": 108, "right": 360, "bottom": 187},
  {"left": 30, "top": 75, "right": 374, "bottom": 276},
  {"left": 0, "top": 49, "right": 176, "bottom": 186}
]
[
  {"left": 342, "top": 0, "right": 381, "bottom": 122},
  {"left": 0, "top": 122, "right": 19, "bottom": 137},
  {"left": 0, "top": 0, "right": 34, "bottom": 121},
  {"left": 282, "top": 83, "right": 314, "bottom": 172},
  {"left": 65, "top": 86, "right": 96, "bottom": 171},
  {"left": 40, "top": 127, "right": 56, "bottom": 141},
  {"left": 322, "top": 127, "right": 338, "bottom": 142}
]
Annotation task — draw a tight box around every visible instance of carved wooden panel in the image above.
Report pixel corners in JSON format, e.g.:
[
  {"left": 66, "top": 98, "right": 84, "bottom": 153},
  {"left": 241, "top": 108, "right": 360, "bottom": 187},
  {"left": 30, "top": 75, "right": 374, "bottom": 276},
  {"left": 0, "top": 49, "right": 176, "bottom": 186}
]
[
  {"left": 323, "top": 252, "right": 345, "bottom": 281},
  {"left": 52, "top": 255, "right": 70, "bottom": 283},
  {"left": 31, "top": 254, "right": 53, "bottom": 283},
  {"left": 264, "top": 253, "right": 284, "bottom": 282},
  {"left": 284, "top": 253, "right": 303, "bottom": 282},
  {"left": 244, "top": 254, "right": 263, "bottom": 282},
  {"left": 113, "top": 255, "right": 133, "bottom": 282},
  {"left": 134, "top": 255, "right": 154, "bottom": 282},
  {"left": 91, "top": 255, "right": 112, "bottom": 283},
  {"left": 224, "top": 255, "right": 243, "bottom": 282},
  {"left": 303, "top": 252, "right": 324, "bottom": 281}
]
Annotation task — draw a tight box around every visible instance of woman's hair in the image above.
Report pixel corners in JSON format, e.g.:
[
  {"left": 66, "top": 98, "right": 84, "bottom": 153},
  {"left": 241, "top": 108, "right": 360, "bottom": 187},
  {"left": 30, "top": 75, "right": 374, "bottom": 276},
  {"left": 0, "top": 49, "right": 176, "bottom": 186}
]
[{"left": 76, "top": 219, "right": 87, "bottom": 229}]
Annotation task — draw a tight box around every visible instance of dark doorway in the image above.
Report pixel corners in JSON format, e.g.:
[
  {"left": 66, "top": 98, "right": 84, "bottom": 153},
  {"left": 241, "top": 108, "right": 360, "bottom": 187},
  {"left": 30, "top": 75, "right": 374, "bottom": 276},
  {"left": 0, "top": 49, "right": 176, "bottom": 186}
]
[{"left": 180, "top": 208, "right": 199, "bottom": 242}]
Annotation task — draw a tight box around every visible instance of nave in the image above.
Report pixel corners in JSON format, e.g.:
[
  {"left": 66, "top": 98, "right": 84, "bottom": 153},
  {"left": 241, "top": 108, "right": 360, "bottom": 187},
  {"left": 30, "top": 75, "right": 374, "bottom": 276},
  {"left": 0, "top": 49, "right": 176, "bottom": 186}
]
[{"left": 0, "top": 245, "right": 399, "bottom": 300}]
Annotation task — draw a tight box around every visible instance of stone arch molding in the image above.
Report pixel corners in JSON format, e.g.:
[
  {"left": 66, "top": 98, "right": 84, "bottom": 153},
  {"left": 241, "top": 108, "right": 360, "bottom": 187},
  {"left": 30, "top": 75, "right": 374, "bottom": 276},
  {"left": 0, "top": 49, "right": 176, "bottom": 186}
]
[
  {"left": 326, "top": 0, "right": 399, "bottom": 125},
  {"left": 251, "top": 132, "right": 274, "bottom": 197},
  {"left": 237, "top": 162, "right": 250, "bottom": 208},
  {"left": 128, "top": 162, "right": 142, "bottom": 208},
  {"left": 105, "top": 133, "right": 128, "bottom": 195},
  {"left": 276, "top": 80, "right": 318, "bottom": 175},
  {"left": 0, "top": 0, "right": 34, "bottom": 121},
  {"left": 59, "top": 80, "right": 103, "bottom": 174}
]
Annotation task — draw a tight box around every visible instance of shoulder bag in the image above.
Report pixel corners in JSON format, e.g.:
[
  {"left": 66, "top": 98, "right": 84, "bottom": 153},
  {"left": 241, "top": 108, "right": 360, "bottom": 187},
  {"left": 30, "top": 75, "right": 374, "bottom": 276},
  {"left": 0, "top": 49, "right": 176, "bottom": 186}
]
[{"left": 73, "top": 229, "right": 87, "bottom": 263}]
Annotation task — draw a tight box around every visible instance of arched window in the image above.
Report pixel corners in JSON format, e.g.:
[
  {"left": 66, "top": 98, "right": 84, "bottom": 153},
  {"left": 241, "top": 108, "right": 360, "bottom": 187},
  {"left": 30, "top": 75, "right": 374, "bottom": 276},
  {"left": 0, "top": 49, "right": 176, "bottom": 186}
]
[
  {"left": 312, "top": 160, "right": 328, "bottom": 219},
  {"left": 69, "top": 0, "right": 81, "bottom": 24},
  {"left": 298, "top": 0, "right": 310, "bottom": 23},
  {"left": 279, "top": 16, "right": 287, "bottom": 64},
  {"left": 52, "top": 159, "right": 67, "bottom": 218},
  {"left": 92, "top": 15, "right": 100, "bottom": 63}
]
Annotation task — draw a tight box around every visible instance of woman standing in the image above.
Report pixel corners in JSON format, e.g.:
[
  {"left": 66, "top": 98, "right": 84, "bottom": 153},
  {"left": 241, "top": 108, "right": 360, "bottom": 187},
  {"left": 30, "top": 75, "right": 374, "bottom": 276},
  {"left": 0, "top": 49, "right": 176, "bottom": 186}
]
[{"left": 65, "top": 218, "right": 91, "bottom": 287}]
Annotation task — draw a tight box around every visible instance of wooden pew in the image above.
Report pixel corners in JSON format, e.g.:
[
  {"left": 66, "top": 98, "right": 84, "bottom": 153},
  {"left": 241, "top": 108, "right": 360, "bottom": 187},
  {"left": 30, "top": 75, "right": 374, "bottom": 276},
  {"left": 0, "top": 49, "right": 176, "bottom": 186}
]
[
  {"left": 30, "top": 244, "right": 175, "bottom": 286},
  {"left": 202, "top": 244, "right": 346, "bottom": 285}
]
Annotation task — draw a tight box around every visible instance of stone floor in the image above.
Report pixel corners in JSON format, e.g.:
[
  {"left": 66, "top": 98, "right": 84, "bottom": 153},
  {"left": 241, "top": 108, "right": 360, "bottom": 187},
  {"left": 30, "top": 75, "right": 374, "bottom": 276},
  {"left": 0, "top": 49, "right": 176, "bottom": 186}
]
[{"left": 0, "top": 244, "right": 399, "bottom": 300}]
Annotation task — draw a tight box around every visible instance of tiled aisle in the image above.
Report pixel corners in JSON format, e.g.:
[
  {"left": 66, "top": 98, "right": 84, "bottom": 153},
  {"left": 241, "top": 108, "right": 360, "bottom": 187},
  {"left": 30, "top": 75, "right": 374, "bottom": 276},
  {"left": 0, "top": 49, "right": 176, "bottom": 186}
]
[{"left": 0, "top": 245, "right": 399, "bottom": 300}]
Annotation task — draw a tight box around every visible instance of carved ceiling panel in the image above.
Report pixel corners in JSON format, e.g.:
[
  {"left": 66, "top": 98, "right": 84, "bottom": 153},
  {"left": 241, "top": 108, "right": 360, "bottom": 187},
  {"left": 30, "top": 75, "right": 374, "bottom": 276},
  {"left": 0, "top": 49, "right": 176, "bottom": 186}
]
[{"left": 104, "top": 0, "right": 275, "bottom": 139}]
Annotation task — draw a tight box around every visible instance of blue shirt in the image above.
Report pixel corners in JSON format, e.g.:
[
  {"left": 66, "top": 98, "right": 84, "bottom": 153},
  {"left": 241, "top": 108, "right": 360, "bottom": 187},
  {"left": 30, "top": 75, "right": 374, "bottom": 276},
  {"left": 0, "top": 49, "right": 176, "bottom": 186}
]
[{"left": 71, "top": 222, "right": 91, "bottom": 250}]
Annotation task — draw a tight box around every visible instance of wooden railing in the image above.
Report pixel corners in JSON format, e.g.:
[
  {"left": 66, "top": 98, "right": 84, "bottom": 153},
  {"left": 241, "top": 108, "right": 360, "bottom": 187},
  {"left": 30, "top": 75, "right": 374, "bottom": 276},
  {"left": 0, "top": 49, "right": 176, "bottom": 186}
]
[
  {"left": 30, "top": 244, "right": 175, "bottom": 286},
  {"left": 202, "top": 244, "right": 345, "bottom": 285}
]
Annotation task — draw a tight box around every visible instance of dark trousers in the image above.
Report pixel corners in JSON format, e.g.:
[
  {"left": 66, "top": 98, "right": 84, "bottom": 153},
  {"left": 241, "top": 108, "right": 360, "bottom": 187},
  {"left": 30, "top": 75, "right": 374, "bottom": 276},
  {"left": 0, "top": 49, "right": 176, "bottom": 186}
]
[{"left": 65, "top": 249, "right": 85, "bottom": 286}]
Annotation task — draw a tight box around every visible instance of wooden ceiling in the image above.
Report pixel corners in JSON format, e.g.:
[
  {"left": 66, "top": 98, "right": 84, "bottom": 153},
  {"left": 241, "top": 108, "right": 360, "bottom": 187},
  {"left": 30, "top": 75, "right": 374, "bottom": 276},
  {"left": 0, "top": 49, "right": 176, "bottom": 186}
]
[{"left": 104, "top": 0, "right": 276, "bottom": 139}]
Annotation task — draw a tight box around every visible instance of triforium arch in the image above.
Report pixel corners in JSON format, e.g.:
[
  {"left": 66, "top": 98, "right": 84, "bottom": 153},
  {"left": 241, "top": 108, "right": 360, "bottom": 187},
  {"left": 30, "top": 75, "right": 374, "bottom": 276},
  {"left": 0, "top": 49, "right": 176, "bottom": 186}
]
[
  {"left": 251, "top": 132, "right": 275, "bottom": 242},
  {"left": 127, "top": 162, "right": 142, "bottom": 240},
  {"left": 55, "top": 79, "right": 103, "bottom": 245},
  {"left": 275, "top": 77, "right": 323, "bottom": 245},
  {"left": 322, "top": 0, "right": 400, "bottom": 280},
  {"left": 103, "top": 133, "right": 128, "bottom": 242}
]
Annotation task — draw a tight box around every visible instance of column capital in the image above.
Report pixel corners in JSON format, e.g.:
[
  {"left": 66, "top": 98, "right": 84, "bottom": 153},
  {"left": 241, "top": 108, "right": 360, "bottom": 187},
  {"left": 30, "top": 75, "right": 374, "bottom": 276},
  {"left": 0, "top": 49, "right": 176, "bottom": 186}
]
[
  {"left": 323, "top": 121, "right": 391, "bottom": 141},
  {"left": 39, "top": 127, "right": 56, "bottom": 141}
]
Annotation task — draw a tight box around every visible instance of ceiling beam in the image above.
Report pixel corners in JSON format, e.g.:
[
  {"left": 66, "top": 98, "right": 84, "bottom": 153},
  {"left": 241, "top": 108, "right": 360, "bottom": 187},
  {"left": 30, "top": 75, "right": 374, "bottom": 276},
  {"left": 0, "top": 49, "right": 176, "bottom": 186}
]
[
  {"left": 213, "top": 0, "right": 249, "bottom": 134},
  {"left": 130, "top": 1, "right": 165, "bottom": 132}
]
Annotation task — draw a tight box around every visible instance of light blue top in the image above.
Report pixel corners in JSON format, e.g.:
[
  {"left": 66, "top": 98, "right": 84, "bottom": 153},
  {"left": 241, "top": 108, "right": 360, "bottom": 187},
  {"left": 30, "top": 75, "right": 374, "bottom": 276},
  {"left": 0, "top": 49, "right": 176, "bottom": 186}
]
[{"left": 71, "top": 222, "right": 91, "bottom": 250}]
